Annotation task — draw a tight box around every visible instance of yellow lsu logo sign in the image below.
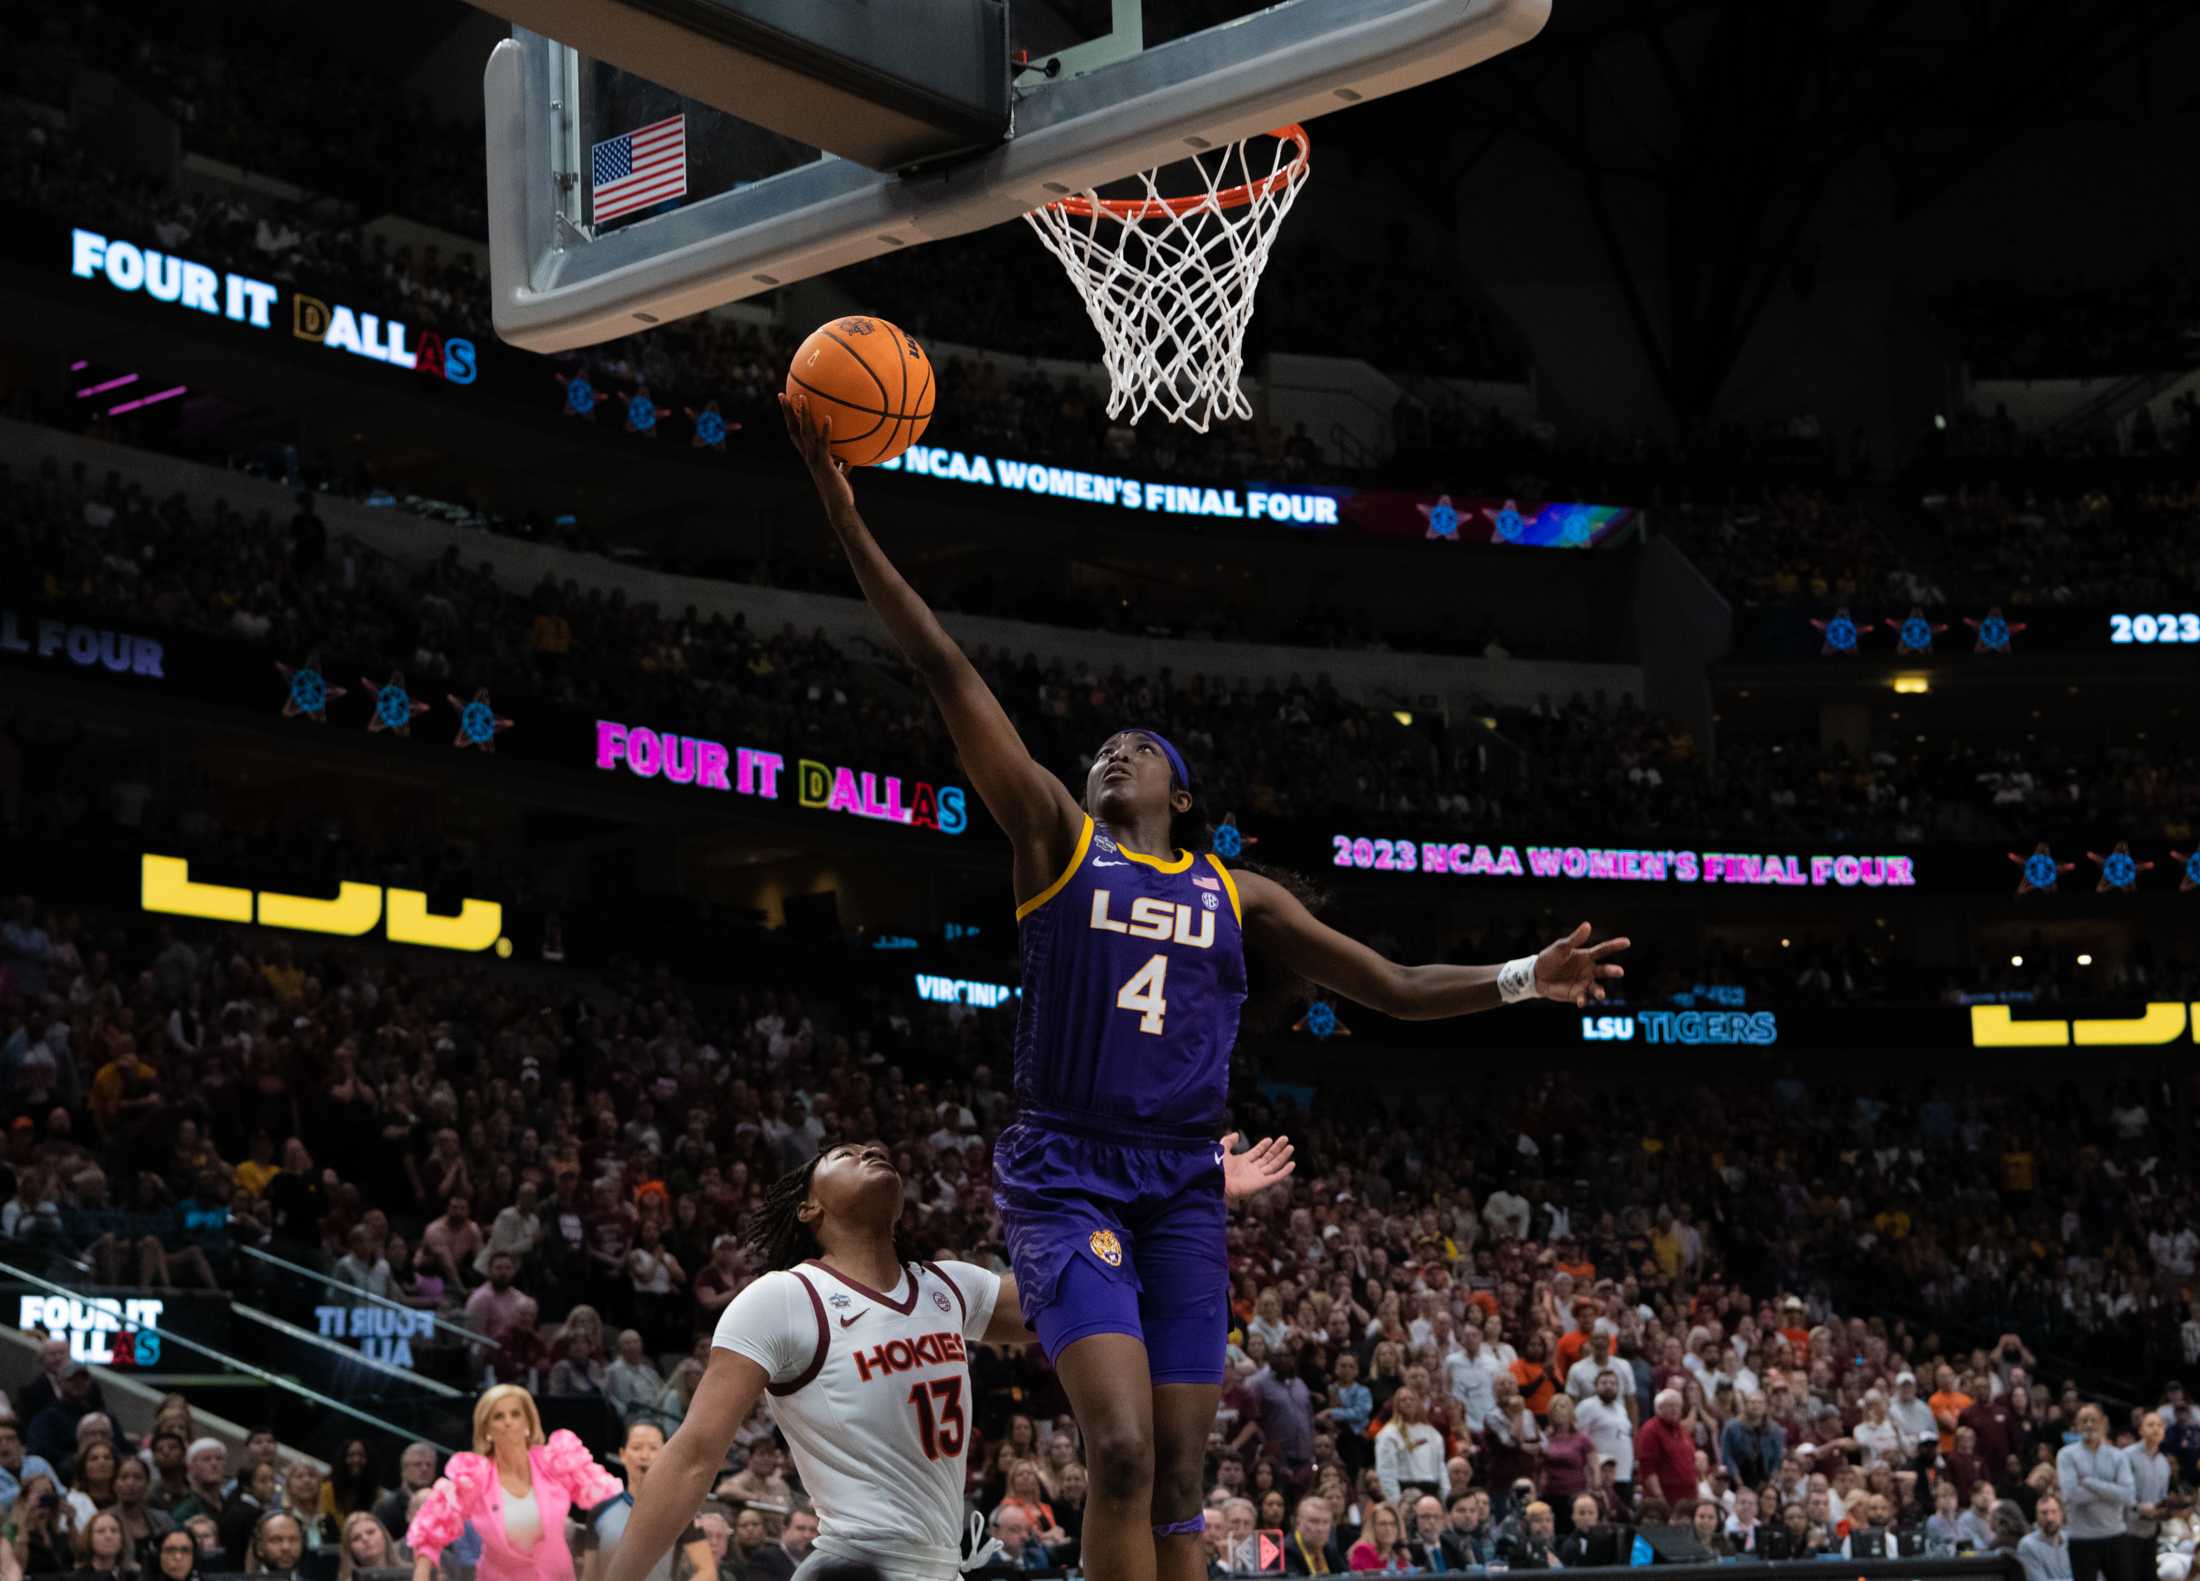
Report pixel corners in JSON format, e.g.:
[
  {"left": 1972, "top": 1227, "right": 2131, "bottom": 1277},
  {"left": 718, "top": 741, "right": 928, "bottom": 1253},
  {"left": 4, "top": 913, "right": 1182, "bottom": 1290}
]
[
  {"left": 141, "top": 855, "right": 509, "bottom": 956},
  {"left": 1969, "top": 1002, "right": 2197, "bottom": 1048}
]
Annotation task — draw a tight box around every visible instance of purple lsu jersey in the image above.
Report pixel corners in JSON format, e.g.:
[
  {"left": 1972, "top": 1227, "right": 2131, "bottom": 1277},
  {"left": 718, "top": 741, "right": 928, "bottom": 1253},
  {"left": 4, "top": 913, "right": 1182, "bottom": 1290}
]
[{"left": 1012, "top": 814, "right": 1247, "bottom": 1134}]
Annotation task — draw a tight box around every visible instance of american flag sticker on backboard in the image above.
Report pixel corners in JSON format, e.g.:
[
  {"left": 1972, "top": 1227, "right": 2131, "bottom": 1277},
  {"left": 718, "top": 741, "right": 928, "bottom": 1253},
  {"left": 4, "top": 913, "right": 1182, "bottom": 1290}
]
[{"left": 590, "top": 114, "right": 686, "bottom": 225}]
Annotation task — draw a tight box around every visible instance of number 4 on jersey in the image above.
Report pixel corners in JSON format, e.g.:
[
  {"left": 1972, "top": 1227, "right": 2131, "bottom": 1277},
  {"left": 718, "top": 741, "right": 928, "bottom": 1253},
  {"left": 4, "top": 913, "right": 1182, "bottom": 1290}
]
[{"left": 1116, "top": 953, "right": 1168, "bottom": 1034}]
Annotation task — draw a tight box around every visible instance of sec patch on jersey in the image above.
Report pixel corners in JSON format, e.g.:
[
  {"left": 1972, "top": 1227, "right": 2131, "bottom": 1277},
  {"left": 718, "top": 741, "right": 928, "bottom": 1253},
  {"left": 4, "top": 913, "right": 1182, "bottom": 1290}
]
[{"left": 1089, "top": 1228, "right": 1124, "bottom": 1267}]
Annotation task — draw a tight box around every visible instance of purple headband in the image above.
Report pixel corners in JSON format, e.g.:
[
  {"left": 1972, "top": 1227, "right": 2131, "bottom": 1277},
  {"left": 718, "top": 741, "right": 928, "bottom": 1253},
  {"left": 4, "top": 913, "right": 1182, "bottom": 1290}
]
[{"left": 1121, "top": 727, "right": 1193, "bottom": 791}]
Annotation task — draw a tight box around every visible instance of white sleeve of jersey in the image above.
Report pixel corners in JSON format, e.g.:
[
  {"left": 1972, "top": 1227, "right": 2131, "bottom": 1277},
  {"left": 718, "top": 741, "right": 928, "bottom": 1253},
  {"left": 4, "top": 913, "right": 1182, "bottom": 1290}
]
[
  {"left": 711, "top": 1271, "right": 815, "bottom": 1385},
  {"left": 934, "top": 1259, "right": 1003, "bottom": 1341}
]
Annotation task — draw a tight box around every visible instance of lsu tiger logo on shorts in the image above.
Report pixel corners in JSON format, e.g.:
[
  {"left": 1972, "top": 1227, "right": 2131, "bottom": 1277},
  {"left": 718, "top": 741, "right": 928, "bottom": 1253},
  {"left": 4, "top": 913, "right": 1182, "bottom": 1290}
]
[{"left": 1088, "top": 1228, "right": 1123, "bottom": 1268}]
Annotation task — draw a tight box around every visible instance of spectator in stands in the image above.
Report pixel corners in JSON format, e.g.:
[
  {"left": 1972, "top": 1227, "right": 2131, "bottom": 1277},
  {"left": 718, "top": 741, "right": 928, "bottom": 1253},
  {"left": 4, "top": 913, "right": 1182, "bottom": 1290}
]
[
  {"left": 466, "top": 1253, "right": 537, "bottom": 1370},
  {"left": 0, "top": 1418, "right": 58, "bottom": 1510},
  {"left": 111, "top": 1457, "right": 180, "bottom": 1568},
  {"left": 1345, "top": 1501, "right": 1408, "bottom": 1573},
  {"left": 1635, "top": 1390, "right": 1696, "bottom": 1508},
  {"left": 2019, "top": 1494, "right": 2073, "bottom": 1581},
  {"left": 1283, "top": 1495, "right": 1341, "bottom": 1577},
  {"left": 604, "top": 1333, "right": 663, "bottom": 1430},
  {"left": 422, "top": 1198, "right": 484, "bottom": 1291},
  {"left": 15, "top": 1472, "right": 73, "bottom": 1578},
  {"left": 1372, "top": 1389, "right": 1443, "bottom": 1506},
  {"left": 1536, "top": 1394, "right": 1595, "bottom": 1524},
  {"left": 989, "top": 1506, "right": 1048, "bottom": 1573},
  {"left": 13, "top": 1345, "right": 92, "bottom": 1433},
  {"left": 481, "top": 1182, "right": 543, "bottom": 1278},
  {"left": 182, "top": 1520, "right": 221, "bottom": 1566},
  {"left": 745, "top": 1506, "right": 815, "bottom": 1581},
  {"left": 1496, "top": 1501, "right": 1560, "bottom": 1570},
  {"left": 248, "top": 1511, "right": 306, "bottom": 1580},
  {"left": 1888, "top": 1373, "right": 1937, "bottom": 1451},
  {"left": 1402, "top": 1496, "right": 1456, "bottom": 1575},
  {"left": 70, "top": 1508, "right": 132, "bottom": 1581},
  {"left": 326, "top": 1444, "right": 382, "bottom": 1524},
  {"left": 1959, "top": 1483, "right": 2001, "bottom": 1550},
  {"left": 2058, "top": 1404, "right": 2136, "bottom": 1581},
  {"left": 280, "top": 1464, "right": 339, "bottom": 1556},
  {"left": 31, "top": 1373, "right": 97, "bottom": 1487},
  {"left": 1926, "top": 1483, "right": 1966, "bottom": 1550},
  {"left": 1481, "top": 1376, "right": 1541, "bottom": 1501},
  {"left": 263, "top": 1143, "right": 330, "bottom": 1253},
  {"left": 145, "top": 1435, "right": 189, "bottom": 1513},
  {"left": 1721, "top": 1389, "right": 1784, "bottom": 1486},
  {"left": 1253, "top": 1349, "right": 1318, "bottom": 1494},
  {"left": 714, "top": 1442, "right": 791, "bottom": 1511},
  {"left": 337, "top": 1511, "right": 407, "bottom": 1581},
  {"left": 332, "top": 1229, "right": 392, "bottom": 1300},
  {"left": 169, "top": 1442, "right": 229, "bottom": 1526},
  {"left": 153, "top": 1528, "right": 201, "bottom": 1581},
  {"left": 219, "top": 1463, "right": 281, "bottom": 1570},
  {"left": 371, "top": 1447, "right": 436, "bottom": 1548}
]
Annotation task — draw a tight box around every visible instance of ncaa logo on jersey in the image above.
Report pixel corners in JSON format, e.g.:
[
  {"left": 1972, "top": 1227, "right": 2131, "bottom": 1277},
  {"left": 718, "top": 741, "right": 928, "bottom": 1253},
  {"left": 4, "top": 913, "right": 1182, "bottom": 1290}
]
[
  {"left": 827, "top": 1291, "right": 852, "bottom": 1309},
  {"left": 1088, "top": 1229, "right": 1124, "bottom": 1268},
  {"left": 1092, "top": 832, "right": 1118, "bottom": 853},
  {"left": 933, "top": 1290, "right": 953, "bottom": 1313}
]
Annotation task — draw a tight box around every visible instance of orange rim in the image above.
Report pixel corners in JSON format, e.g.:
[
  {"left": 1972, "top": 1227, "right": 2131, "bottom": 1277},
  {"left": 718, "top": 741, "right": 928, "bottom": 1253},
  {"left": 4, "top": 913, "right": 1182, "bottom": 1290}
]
[{"left": 1049, "top": 125, "right": 1309, "bottom": 222}]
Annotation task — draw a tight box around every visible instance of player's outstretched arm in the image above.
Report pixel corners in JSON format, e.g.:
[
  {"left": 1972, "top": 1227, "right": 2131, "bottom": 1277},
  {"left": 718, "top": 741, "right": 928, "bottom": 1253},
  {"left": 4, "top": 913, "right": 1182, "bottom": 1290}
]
[
  {"left": 600, "top": 1349, "right": 768, "bottom": 1581},
  {"left": 1236, "top": 870, "right": 1627, "bottom": 1021},
  {"left": 779, "top": 396, "right": 1082, "bottom": 873}
]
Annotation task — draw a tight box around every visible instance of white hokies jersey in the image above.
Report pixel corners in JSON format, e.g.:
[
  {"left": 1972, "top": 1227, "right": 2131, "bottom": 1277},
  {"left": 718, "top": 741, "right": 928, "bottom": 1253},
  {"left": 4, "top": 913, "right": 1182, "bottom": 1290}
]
[{"left": 715, "top": 1258, "right": 1000, "bottom": 1581}]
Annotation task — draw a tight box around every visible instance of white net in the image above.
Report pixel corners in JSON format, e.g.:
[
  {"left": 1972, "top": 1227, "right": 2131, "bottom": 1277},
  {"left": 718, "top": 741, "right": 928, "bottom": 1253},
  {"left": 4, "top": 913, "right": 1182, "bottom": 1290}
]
[{"left": 1023, "top": 126, "right": 1309, "bottom": 434}]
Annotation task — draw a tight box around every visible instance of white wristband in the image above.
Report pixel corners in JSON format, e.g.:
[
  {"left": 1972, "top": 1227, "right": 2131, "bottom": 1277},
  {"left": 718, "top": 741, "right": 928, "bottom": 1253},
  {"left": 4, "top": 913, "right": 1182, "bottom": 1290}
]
[{"left": 1497, "top": 954, "right": 1539, "bottom": 1005}]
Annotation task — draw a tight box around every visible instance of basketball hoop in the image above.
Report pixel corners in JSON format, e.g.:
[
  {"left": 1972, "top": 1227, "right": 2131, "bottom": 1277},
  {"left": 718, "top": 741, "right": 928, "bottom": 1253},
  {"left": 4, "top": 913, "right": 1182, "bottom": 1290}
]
[{"left": 1024, "top": 125, "right": 1310, "bottom": 433}]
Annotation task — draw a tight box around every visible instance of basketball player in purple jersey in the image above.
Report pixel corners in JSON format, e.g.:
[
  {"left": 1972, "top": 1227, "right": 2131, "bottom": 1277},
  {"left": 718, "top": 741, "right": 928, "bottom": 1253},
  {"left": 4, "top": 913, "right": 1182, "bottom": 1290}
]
[{"left": 780, "top": 396, "right": 1630, "bottom": 1581}]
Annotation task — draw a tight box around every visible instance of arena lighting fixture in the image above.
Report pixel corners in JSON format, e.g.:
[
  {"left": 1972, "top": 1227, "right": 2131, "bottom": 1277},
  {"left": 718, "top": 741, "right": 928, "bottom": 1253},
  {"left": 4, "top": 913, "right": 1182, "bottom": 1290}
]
[
  {"left": 1779, "top": 937, "right": 1791, "bottom": 948},
  {"left": 1891, "top": 674, "right": 1930, "bottom": 694},
  {"left": 2011, "top": 954, "right": 2024, "bottom": 967},
  {"left": 1392, "top": 710, "right": 1413, "bottom": 727},
  {"left": 2078, "top": 953, "right": 2093, "bottom": 966},
  {"left": 75, "top": 372, "right": 138, "bottom": 398}
]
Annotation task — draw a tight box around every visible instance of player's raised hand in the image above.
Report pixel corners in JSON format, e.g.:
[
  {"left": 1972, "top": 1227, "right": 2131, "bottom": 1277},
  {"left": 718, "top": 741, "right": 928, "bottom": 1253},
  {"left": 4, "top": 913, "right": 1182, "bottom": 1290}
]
[
  {"left": 1534, "top": 921, "right": 1629, "bottom": 1007},
  {"left": 1219, "top": 1131, "right": 1295, "bottom": 1199},
  {"left": 778, "top": 393, "right": 855, "bottom": 516}
]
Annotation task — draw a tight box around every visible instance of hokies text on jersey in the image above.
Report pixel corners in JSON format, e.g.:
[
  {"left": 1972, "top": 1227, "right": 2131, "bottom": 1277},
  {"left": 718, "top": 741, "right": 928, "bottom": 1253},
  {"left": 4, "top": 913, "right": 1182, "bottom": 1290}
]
[
  {"left": 849, "top": 1329, "right": 968, "bottom": 1383},
  {"left": 1088, "top": 890, "right": 1217, "bottom": 948}
]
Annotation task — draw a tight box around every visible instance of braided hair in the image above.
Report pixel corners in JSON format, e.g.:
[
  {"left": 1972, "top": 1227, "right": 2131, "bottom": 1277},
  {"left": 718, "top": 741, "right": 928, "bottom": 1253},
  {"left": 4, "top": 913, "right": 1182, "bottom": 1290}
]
[{"left": 744, "top": 1147, "right": 923, "bottom": 1273}]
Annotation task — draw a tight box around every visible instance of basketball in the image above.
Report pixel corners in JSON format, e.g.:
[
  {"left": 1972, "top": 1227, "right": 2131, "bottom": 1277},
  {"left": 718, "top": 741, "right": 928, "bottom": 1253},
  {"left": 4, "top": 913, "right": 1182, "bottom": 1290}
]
[{"left": 785, "top": 315, "right": 935, "bottom": 467}]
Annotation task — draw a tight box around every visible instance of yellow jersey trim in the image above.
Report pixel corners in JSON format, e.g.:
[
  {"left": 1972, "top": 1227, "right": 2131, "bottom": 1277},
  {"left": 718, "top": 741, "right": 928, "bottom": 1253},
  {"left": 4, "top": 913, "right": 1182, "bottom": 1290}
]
[
  {"left": 1015, "top": 815, "right": 1095, "bottom": 922},
  {"left": 1117, "top": 840, "right": 1195, "bottom": 873},
  {"left": 1205, "top": 854, "right": 1243, "bottom": 926}
]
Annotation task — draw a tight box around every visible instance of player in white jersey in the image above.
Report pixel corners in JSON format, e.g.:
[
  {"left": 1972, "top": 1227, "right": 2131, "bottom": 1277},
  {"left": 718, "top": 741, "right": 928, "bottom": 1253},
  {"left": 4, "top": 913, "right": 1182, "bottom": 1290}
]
[{"left": 604, "top": 1137, "right": 1291, "bottom": 1581}]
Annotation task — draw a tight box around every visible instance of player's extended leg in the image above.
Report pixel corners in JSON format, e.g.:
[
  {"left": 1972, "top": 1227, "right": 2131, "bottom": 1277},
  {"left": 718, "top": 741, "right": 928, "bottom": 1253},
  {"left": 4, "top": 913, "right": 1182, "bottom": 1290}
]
[
  {"left": 1151, "top": 1382, "right": 1224, "bottom": 1581},
  {"left": 1056, "top": 1329, "right": 1159, "bottom": 1581},
  {"left": 1136, "top": 1153, "right": 1230, "bottom": 1581}
]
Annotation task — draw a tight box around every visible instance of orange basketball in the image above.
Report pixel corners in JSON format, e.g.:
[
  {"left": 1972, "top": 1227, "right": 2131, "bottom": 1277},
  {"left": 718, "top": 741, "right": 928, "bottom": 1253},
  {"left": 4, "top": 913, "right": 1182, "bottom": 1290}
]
[{"left": 785, "top": 315, "right": 935, "bottom": 467}]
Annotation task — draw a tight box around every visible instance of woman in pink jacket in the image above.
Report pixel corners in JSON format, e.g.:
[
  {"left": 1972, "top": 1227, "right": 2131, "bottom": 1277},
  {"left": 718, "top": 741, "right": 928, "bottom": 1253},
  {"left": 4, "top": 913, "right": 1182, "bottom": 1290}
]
[{"left": 408, "top": 1385, "right": 624, "bottom": 1581}]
